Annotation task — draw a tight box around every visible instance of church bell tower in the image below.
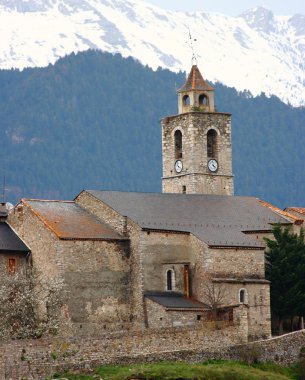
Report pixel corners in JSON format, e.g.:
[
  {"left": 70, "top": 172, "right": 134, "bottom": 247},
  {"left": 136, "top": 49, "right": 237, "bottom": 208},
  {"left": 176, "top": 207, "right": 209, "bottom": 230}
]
[{"left": 161, "top": 65, "right": 234, "bottom": 195}]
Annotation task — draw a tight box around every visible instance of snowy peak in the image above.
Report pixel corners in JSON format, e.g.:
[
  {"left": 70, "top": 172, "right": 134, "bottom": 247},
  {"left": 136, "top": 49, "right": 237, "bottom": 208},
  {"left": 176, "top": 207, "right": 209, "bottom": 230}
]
[
  {"left": 240, "top": 7, "right": 275, "bottom": 34},
  {"left": 0, "top": 0, "right": 55, "bottom": 12},
  {"left": 289, "top": 14, "right": 305, "bottom": 36},
  {"left": 0, "top": 0, "right": 304, "bottom": 107}
]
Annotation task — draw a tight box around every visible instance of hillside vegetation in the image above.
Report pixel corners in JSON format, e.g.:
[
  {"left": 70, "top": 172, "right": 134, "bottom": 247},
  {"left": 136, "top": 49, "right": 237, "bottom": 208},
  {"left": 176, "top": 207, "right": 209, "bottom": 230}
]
[
  {"left": 0, "top": 50, "right": 304, "bottom": 207},
  {"left": 51, "top": 361, "right": 299, "bottom": 379}
]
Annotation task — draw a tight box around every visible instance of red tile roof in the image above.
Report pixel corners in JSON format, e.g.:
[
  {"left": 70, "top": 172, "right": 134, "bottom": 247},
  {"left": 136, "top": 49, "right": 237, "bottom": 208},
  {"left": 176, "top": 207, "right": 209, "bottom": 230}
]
[
  {"left": 259, "top": 201, "right": 303, "bottom": 225},
  {"left": 21, "top": 199, "right": 126, "bottom": 241},
  {"left": 285, "top": 207, "right": 305, "bottom": 217},
  {"left": 178, "top": 65, "right": 214, "bottom": 92}
]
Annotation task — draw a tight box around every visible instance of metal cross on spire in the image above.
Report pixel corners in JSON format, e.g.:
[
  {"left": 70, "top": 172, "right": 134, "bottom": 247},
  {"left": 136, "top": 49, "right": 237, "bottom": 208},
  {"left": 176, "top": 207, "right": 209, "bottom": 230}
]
[
  {"left": 2, "top": 176, "right": 6, "bottom": 203},
  {"left": 186, "top": 27, "right": 198, "bottom": 66}
]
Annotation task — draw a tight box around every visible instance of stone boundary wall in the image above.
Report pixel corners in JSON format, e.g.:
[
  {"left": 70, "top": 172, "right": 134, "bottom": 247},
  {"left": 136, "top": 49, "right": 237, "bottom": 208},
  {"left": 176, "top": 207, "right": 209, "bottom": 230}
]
[
  {"left": 1, "top": 328, "right": 305, "bottom": 379},
  {"left": 229, "top": 329, "right": 305, "bottom": 365},
  {"left": 0, "top": 322, "right": 244, "bottom": 380}
]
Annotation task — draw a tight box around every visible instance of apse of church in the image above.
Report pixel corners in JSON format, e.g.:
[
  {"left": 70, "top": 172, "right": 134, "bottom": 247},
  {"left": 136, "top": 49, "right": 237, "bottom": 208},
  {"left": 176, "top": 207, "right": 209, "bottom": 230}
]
[{"left": 161, "top": 65, "right": 234, "bottom": 195}]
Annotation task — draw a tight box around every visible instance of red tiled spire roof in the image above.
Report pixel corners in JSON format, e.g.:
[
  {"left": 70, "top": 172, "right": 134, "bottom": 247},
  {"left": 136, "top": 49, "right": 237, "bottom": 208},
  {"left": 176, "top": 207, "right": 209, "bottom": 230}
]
[{"left": 178, "top": 65, "right": 214, "bottom": 93}]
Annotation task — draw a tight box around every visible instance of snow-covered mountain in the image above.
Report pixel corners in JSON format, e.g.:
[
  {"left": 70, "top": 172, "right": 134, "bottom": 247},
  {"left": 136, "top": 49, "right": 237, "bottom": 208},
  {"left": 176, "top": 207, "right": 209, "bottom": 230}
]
[{"left": 0, "top": 0, "right": 304, "bottom": 107}]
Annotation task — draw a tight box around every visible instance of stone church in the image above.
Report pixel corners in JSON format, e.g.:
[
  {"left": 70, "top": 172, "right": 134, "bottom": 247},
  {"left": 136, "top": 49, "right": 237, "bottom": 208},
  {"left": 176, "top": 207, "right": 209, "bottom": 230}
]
[{"left": 2, "top": 65, "right": 302, "bottom": 341}]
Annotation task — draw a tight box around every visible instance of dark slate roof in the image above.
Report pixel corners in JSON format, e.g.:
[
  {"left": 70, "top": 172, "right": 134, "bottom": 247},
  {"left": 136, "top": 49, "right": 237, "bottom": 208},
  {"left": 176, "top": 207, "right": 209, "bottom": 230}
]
[
  {"left": 86, "top": 191, "right": 293, "bottom": 248},
  {"left": 146, "top": 293, "right": 208, "bottom": 310},
  {"left": 24, "top": 199, "right": 126, "bottom": 241},
  {"left": 0, "top": 222, "right": 30, "bottom": 253},
  {"left": 178, "top": 65, "right": 214, "bottom": 93}
]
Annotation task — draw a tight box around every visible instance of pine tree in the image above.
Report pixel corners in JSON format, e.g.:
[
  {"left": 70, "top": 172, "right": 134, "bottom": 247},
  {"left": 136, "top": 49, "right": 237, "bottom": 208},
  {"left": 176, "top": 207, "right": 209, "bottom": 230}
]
[{"left": 265, "top": 226, "right": 305, "bottom": 334}]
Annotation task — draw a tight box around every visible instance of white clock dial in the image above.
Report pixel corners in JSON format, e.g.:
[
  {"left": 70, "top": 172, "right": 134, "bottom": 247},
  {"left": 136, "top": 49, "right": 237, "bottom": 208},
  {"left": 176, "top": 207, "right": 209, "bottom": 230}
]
[
  {"left": 208, "top": 159, "right": 218, "bottom": 172},
  {"left": 175, "top": 160, "right": 183, "bottom": 173}
]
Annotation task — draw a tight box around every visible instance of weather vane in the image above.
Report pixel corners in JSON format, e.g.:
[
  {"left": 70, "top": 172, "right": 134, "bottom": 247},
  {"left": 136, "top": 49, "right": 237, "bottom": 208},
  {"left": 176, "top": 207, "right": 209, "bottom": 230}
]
[
  {"left": 2, "top": 175, "right": 5, "bottom": 203},
  {"left": 186, "top": 27, "right": 198, "bottom": 66}
]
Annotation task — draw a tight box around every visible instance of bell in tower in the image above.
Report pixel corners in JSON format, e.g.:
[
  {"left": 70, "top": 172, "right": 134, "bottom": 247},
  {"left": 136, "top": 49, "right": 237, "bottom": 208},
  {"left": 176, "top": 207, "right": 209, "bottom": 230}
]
[{"left": 161, "top": 64, "right": 234, "bottom": 196}]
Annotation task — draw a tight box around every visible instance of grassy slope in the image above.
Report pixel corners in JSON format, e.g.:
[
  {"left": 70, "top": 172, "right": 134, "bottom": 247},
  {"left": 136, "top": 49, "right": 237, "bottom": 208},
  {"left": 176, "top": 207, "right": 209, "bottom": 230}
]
[{"left": 52, "top": 361, "right": 299, "bottom": 380}]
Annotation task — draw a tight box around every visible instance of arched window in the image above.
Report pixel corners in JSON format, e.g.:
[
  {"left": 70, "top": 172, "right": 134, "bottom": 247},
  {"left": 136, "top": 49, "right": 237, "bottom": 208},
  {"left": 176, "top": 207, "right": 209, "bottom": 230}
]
[
  {"left": 167, "top": 270, "right": 173, "bottom": 291},
  {"left": 174, "top": 130, "right": 182, "bottom": 159},
  {"left": 207, "top": 129, "right": 218, "bottom": 158},
  {"left": 239, "top": 288, "right": 247, "bottom": 304},
  {"left": 199, "top": 94, "right": 209, "bottom": 107},
  {"left": 183, "top": 95, "right": 190, "bottom": 106}
]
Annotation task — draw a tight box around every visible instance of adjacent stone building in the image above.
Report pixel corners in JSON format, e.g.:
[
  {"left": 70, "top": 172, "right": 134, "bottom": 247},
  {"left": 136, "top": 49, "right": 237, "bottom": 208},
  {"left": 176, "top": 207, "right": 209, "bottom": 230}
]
[
  {"left": 9, "top": 199, "right": 131, "bottom": 335},
  {"left": 4, "top": 64, "right": 302, "bottom": 342},
  {"left": 0, "top": 202, "right": 30, "bottom": 277}
]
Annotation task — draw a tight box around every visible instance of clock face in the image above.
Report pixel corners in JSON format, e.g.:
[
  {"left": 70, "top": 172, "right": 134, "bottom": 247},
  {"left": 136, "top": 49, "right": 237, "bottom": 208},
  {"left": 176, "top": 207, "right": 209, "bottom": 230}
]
[
  {"left": 208, "top": 159, "right": 218, "bottom": 172},
  {"left": 175, "top": 160, "right": 183, "bottom": 173}
]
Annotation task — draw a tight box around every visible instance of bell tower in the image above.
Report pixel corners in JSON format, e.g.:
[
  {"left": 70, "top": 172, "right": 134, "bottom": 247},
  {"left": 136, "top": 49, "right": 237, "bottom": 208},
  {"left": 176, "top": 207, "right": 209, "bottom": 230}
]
[{"left": 161, "top": 65, "right": 234, "bottom": 195}]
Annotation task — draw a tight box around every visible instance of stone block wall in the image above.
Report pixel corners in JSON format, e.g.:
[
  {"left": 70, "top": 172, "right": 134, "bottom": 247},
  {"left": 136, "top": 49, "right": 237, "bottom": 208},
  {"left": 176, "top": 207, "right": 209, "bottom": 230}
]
[
  {"left": 0, "top": 251, "right": 27, "bottom": 280},
  {"left": 57, "top": 239, "right": 131, "bottom": 335},
  {"left": 75, "top": 191, "right": 147, "bottom": 329},
  {"left": 75, "top": 191, "right": 127, "bottom": 235},
  {"left": 189, "top": 235, "right": 270, "bottom": 340},
  {"left": 139, "top": 230, "right": 193, "bottom": 294},
  {"left": 0, "top": 315, "right": 249, "bottom": 380},
  {"left": 9, "top": 203, "right": 60, "bottom": 279},
  {"left": 161, "top": 112, "right": 234, "bottom": 195},
  {"left": 205, "top": 246, "right": 265, "bottom": 279}
]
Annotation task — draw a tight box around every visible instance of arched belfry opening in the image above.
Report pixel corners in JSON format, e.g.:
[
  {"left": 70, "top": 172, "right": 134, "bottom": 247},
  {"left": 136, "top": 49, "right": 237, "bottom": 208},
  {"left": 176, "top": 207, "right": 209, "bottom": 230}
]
[
  {"left": 183, "top": 95, "right": 190, "bottom": 106},
  {"left": 207, "top": 129, "right": 218, "bottom": 158},
  {"left": 174, "top": 130, "right": 182, "bottom": 159},
  {"left": 199, "top": 94, "right": 209, "bottom": 109},
  {"left": 177, "top": 65, "right": 215, "bottom": 114}
]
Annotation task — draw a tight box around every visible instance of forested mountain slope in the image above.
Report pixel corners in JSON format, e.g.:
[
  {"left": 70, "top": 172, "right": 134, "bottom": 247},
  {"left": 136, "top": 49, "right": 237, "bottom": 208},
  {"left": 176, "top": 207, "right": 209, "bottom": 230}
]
[{"left": 0, "top": 50, "right": 304, "bottom": 207}]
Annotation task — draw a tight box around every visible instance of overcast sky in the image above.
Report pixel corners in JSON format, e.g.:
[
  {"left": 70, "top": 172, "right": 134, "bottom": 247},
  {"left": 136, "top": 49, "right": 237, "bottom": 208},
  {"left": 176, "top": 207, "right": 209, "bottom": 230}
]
[{"left": 145, "top": 0, "right": 305, "bottom": 16}]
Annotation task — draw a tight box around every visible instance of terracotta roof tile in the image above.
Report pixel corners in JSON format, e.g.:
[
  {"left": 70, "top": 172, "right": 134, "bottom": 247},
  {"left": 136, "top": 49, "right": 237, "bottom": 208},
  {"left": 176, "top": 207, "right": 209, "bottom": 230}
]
[
  {"left": 22, "top": 199, "right": 126, "bottom": 241},
  {"left": 259, "top": 201, "right": 303, "bottom": 225},
  {"left": 285, "top": 207, "right": 305, "bottom": 217},
  {"left": 178, "top": 65, "right": 214, "bottom": 93}
]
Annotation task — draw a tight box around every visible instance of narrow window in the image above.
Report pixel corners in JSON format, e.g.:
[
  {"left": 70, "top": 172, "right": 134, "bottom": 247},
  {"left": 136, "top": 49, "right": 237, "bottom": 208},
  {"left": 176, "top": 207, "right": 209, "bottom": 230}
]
[
  {"left": 167, "top": 270, "right": 173, "bottom": 291},
  {"left": 174, "top": 130, "right": 182, "bottom": 159},
  {"left": 8, "top": 258, "right": 17, "bottom": 275},
  {"left": 207, "top": 129, "right": 218, "bottom": 158},
  {"left": 182, "top": 185, "right": 186, "bottom": 194},
  {"left": 239, "top": 289, "right": 247, "bottom": 304}
]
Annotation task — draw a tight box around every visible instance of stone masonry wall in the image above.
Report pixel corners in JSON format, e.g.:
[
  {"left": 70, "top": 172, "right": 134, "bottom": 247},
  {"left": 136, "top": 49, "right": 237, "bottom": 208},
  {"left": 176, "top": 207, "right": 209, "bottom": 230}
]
[
  {"left": 57, "top": 239, "right": 131, "bottom": 335},
  {"left": 162, "top": 112, "right": 234, "bottom": 195},
  {"left": 189, "top": 235, "right": 271, "bottom": 340},
  {"left": 2, "top": 328, "right": 305, "bottom": 379},
  {"left": 75, "top": 190, "right": 146, "bottom": 330},
  {"left": 0, "top": 312, "right": 248, "bottom": 380},
  {"left": 75, "top": 191, "right": 127, "bottom": 235},
  {"left": 139, "top": 230, "right": 193, "bottom": 293},
  {"left": 205, "top": 247, "right": 265, "bottom": 278},
  {"left": 0, "top": 251, "right": 27, "bottom": 280}
]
